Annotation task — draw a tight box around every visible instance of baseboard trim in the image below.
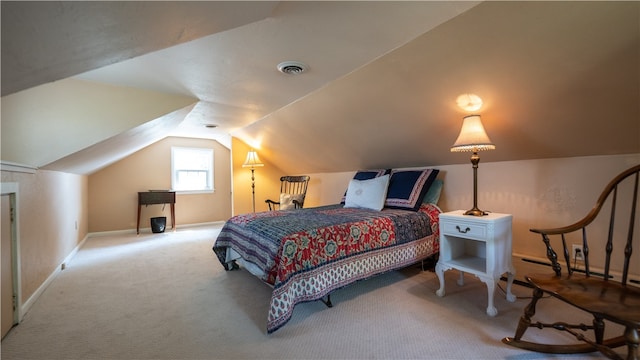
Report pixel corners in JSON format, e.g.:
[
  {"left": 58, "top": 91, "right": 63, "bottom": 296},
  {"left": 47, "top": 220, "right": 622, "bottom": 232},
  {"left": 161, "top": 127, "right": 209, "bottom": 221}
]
[
  {"left": 88, "top": 221, "right": 225, "bottom": 238},
  {"left": 20, "top": 221, "right": 225, "bottom": 319},
  {"left": 21, "top": 233, "right": 89, "bottom": 319}
]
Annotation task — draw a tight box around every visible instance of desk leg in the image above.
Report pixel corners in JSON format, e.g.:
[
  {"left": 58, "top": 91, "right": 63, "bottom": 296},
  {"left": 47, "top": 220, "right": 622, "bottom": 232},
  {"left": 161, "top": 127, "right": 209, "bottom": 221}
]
[
  {"left": 170, "top": 203, "right": 176, "bottom": 231},
  {"left": 136, "top": 205, "right": 141, "bottom": 235}
]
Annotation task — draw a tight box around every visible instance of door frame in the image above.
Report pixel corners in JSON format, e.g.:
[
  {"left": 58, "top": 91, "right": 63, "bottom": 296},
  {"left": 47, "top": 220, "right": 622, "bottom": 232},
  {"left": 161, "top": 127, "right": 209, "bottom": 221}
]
[{"left": 1, "top": 182, "right": 22, "bottom": 325}]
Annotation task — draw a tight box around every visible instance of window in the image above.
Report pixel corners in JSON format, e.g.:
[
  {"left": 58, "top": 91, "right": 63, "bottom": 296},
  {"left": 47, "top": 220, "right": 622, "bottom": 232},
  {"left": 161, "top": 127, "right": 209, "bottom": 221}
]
[{"left": 171, "top": 147, "right": 214, "bottom": 192}]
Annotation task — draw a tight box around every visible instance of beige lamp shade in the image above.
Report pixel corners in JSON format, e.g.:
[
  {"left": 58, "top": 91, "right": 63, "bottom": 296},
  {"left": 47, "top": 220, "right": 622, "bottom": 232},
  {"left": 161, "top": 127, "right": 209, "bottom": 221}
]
[
  {"left": 451, "top": 115, "right": 496, "bottom": 152},
  {"left": 242, "top": 150, "right": 264, "bottom": 168}
]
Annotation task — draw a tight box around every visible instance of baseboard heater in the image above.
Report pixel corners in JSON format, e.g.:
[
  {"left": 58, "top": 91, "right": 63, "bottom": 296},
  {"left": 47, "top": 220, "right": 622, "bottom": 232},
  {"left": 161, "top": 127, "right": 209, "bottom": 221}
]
[
  {"left": 500, "top": 276, "right": 532, "bottom": 288},
  {"left": 516, "top": 257, "right": 640, "bottom": 286}
]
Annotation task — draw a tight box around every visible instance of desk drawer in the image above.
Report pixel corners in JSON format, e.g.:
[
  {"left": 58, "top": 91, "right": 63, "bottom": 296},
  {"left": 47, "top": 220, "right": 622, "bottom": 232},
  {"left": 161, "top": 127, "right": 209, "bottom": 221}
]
[
  {"left": 441, "top": 220, "right": 487, "bottom": 240},
  {"left": 139, "top": 191, "right": 175, "bottom": 205}
]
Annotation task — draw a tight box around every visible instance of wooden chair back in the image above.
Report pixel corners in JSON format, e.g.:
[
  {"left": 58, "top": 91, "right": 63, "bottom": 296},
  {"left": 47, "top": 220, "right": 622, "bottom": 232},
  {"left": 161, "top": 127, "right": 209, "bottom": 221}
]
[
  {"left": 503, "top": 164, "right": 640, "bottom": 360},
  {"left": 279, "top": 176, "right": 310, "bottom": 200},
  {"left": 532, "top": 164, "right": 639, "bottom": 285},
  {"left": 265, "top": 175, "right": 310, "bottom": 210}
]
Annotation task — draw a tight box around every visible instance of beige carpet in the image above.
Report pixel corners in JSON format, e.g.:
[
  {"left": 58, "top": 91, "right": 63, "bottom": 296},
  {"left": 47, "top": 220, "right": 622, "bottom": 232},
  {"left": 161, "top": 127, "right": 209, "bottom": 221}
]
[{"left": 0, "top": 225, "right": 617, "bottom": 359}]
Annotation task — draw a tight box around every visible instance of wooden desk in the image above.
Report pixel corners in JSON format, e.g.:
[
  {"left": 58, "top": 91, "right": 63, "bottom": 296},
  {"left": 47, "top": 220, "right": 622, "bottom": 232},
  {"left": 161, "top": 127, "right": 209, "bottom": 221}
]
[{"left": 137, "top": 191, "right": 176, "bottom": 234}]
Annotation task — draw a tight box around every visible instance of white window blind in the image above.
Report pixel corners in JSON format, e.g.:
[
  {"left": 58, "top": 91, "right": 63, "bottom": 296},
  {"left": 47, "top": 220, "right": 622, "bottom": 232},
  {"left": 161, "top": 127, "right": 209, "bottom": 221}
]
[{"left": 171, "top": 147, "right": 214, "bottom": 192}]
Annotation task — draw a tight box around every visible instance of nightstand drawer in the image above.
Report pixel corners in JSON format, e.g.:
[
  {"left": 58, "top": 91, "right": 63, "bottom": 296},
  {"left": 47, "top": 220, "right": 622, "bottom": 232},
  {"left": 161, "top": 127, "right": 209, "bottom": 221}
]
[{"left": 442, "top": 220, "right": 487, "bottom": 240}]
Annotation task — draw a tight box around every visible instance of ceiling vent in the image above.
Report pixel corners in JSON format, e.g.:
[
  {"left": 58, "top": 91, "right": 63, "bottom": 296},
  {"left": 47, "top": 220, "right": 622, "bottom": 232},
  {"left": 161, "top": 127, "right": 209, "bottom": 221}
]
[{"left": 277, "top": 61, "right": 308, "bottom": 75}]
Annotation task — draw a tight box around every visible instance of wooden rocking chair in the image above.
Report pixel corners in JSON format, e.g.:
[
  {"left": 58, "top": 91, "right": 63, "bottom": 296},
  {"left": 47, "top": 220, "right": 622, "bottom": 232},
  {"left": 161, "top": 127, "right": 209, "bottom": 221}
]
[
  {"left": 503, "top": 164, "right": 640, "bottom": 360},
  {"left": 265, "top": 175, "right": 310, "bottom": 211}
]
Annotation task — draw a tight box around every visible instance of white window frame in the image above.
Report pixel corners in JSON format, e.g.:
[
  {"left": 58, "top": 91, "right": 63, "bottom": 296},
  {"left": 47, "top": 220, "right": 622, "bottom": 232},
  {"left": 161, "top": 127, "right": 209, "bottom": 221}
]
[{"left": 171, "top": 147, "right": 214, "bottom": 193}]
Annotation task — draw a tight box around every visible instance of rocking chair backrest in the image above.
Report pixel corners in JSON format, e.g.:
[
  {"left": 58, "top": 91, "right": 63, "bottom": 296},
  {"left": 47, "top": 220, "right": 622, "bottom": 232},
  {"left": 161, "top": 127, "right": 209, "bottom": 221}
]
[
  {"left": 265, "top": 175, "right": 311, "bottom": 211},
  {"left": 530, "top": 164, "right": 640, "bottom": 285},
  {"left": 280, "top": 175, "right": 310, "bottom": 204}
]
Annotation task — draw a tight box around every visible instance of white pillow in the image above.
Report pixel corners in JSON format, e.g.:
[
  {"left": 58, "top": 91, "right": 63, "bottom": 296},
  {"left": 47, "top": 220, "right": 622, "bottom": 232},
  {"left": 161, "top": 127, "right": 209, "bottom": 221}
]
[
  {"left": 344, "top": 174, "right": 390, "bottom": 211},
  {"left": 279, "top": 193, "right": 304, "bottom": 210}
]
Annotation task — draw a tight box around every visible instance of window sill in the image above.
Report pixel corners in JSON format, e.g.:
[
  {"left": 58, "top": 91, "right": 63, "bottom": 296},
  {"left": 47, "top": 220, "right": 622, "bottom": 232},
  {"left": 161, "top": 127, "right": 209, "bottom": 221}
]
[{"left": 172, "top": 189, "right": 215, "bottom": 195}]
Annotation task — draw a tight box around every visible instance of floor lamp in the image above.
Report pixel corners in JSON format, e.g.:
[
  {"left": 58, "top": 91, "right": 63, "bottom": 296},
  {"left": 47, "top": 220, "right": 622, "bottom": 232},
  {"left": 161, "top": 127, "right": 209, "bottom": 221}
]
[
  {"left": 242, "top": 150, "right": 264, "bottom": 212},
  {"left": 451, "top": 115, "right": 495, "bottom": 216}
]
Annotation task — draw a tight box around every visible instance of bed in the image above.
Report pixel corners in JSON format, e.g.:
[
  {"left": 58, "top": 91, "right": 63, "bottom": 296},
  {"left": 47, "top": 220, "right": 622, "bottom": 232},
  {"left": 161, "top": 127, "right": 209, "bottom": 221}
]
[{"left": 212, "top": 168, "right": 442, "bottom": 333}]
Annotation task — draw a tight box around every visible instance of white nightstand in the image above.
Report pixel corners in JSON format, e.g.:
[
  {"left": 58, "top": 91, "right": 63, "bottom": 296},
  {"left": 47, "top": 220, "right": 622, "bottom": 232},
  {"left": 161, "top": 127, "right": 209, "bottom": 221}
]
[{"left": 435, "top": 210, "right": 516, "bottom": 316}]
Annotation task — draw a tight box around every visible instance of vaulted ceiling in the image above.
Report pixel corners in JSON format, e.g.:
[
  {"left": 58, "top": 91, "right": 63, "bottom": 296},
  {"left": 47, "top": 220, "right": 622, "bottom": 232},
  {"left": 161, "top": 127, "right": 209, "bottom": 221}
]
[{"left": 2, "top": 1, "right": 638, "bottom": 175}]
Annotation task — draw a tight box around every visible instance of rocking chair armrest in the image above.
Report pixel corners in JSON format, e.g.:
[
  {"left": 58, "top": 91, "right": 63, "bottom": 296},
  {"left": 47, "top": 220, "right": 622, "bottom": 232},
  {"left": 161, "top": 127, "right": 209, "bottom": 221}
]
[
  {"left": 532, "top": 164, "right": 640, "bottom": 237},
  {"left": 530, "top": 224, "right": 582, "bottom": 236},
  {"left": 530, "top": 216, "right": 592, "bottom": 236},
  {"left": 265, "top": 199, "right": 280, "bottom": 211}
]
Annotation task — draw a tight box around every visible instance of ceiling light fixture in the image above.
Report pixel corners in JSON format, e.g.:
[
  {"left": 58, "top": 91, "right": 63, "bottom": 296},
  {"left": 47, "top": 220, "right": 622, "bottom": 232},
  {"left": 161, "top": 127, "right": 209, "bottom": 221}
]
[
  {"left": 456, "top": 93, "right": 483, "bottom": 112},
  {"left": 277, "top": 61, "right": 308, "bottom": 75},
  {"left": 204, "top": 124, "right": 217, "bottom": 128}
]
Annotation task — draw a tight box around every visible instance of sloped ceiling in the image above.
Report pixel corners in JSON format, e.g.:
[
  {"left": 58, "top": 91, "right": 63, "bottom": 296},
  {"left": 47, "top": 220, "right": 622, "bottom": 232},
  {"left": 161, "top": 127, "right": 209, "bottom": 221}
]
[
  {"left": 1, "top": 1, "right": 280, "bottom": 95},
  {"left": 1, "top": 1, "right": 638, "bottom": 175},
  {"left": 1, "top": 79, "right": 197, "bottom": 170},
  {"left": 244, "top": 1, "right": 640, "bottom": 173}
]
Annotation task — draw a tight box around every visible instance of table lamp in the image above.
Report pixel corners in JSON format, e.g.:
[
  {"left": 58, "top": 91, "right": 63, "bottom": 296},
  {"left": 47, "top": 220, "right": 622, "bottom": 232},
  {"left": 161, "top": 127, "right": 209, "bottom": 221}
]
[{"left": 451, "top": 115, "right": 495, "bottom": 216}]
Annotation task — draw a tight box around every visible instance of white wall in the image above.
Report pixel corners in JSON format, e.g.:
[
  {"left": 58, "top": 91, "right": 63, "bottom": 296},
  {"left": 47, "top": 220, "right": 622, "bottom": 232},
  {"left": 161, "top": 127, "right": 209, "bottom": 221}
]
[
  {"left": 1, "top": 168, "right": 88, "bottom": 312},
  {"left": 305, "top": 154, "right": 640, "bottom": 266}
]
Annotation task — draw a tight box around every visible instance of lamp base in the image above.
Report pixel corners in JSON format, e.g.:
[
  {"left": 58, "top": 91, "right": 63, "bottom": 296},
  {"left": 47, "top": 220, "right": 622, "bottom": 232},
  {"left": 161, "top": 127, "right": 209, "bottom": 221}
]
[{"left": 463, "top": 207, "right": 488, "bottom": 216}]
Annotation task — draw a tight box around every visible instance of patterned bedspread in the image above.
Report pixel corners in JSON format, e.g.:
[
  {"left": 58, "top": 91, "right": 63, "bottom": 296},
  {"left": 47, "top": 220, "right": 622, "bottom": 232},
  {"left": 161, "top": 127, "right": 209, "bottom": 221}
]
[{"left": 213, "top": 203, "right": 441, "bottom": 333}]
